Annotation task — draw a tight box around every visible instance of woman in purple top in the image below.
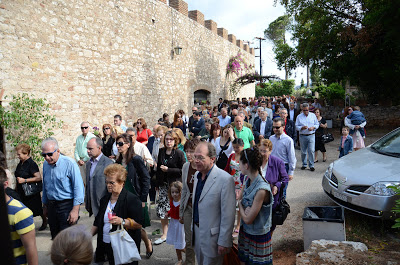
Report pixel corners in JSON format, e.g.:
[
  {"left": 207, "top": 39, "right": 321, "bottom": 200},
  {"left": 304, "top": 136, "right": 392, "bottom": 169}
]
[{"left": 258, "top": 139, "right": 289, "bottom": 232}]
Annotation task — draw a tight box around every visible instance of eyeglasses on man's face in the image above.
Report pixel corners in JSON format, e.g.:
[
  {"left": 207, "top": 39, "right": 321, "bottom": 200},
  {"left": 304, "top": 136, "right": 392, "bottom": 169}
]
[
  {"left": 41, "top": 149, "right": 58, "bottom": 158},
  {"left": 81, "top": 126, "right": 89, "bottom": 130}
]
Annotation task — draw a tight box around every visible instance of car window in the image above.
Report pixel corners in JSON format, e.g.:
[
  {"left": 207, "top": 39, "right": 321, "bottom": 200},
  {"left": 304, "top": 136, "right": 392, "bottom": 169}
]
[{"left": 371, "top": 128, "right": 400, "bottom": 156}]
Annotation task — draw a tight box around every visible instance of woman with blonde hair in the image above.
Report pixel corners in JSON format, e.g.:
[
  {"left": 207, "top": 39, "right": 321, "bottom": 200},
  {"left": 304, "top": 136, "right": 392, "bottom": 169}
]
[
  {"left": 172, "top": 128, "right": 187, "bottom": 161},
  {"left": 102, "top": 123, "right": 115, "bottom": 158},
  {"left": 136, "top": 117, "right": 153, "bottom": 146},
  {"left": 111, "top": 126, "right": 125, "bottom": 159},
  {"left": 51, "top": 225, "right": 93, "bottom": 265}
]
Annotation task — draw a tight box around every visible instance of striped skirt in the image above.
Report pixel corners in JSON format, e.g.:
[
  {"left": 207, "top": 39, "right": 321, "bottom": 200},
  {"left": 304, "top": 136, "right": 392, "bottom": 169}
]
[{"left": 238, "top": 227, "right": 273, "bottom": 265}]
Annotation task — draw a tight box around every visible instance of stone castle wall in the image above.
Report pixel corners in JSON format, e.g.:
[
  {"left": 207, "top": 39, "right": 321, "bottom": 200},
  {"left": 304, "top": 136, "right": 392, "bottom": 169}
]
[{"left": 0, "top": 0, "right": 255, "bottom": 167}]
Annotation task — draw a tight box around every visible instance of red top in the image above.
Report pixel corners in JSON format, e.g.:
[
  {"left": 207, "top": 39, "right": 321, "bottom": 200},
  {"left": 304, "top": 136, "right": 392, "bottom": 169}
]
[
  {"left": 224, "top": 153, "right": 236, "bottom": 175},
  {"left": 168, "top": 199, "right": 180, "bottom": 220},
  {"left": 136, "top": 129, "right": 153, "bottom": 144}
]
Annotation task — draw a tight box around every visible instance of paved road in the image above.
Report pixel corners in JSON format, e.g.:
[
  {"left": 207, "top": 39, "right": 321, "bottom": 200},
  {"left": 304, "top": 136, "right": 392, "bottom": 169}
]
[{"left": 35, "top": 129, "right": 385, "bottom": 264}]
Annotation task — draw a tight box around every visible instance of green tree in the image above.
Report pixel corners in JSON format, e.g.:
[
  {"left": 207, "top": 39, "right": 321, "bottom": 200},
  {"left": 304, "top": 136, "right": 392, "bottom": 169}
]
[
  {"left": 0, "top": 93, "right": 63, "bottom": 163},
  {"left": 265, "top": 15, "right": 297, "bottom": 80},
  {"left": 277, "top": 0, "right": 400, "bottom": 104},
  {"left": 300, "top": 78, "right": 305, "bottom": 88}
]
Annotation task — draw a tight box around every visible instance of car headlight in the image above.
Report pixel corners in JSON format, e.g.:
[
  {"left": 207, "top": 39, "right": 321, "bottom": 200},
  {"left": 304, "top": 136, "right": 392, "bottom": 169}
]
[
  {"left": 364, "top": 182, "right": 400, "bottom": 196},
  {"left": 324, "top": 163, "right": 333, "bottom": 179}
]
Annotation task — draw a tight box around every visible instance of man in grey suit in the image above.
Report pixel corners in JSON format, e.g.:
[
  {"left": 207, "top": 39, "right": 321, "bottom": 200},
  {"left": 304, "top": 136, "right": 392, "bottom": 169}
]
[
  {"left": 85, "top": 137, "right": 113, "bottom": 217},
  {"left": 192, "top": 142, "right": 236, "bottom": 265}
]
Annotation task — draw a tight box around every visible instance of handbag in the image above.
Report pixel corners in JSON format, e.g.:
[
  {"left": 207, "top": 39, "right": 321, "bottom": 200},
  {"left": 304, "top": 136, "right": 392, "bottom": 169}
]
[
  {"left": 321, "top": 132, "right": 334, "bottom": 143},
  {"left": 216, "top": 139, "right": 230, "bottom": 169},
  {"left": 21, "top": 181, "right": 42, "bottom": 197},
  {"left": 272, "top": 183, "right": 290, "bottom": 226},
  {"left": 109, "top": 226, "right": 141, "bottom": 265}
]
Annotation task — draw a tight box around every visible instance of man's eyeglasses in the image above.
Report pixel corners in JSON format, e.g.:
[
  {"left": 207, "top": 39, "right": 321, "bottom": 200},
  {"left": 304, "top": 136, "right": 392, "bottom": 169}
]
[
  {"left": 81, "top": 126, "right": 89, "bottom": 130},
  {"left": 41, "top": 149, "right": 58, "bottom": 158},
  {"left": 193, "top": 155, "right": 206, "bottom": 161},
  {"left": 273, "top": 126, "right": 281, "bottom": 129},
  {"left": 116, "top": 141, "right": 127, "bottom": 147}
]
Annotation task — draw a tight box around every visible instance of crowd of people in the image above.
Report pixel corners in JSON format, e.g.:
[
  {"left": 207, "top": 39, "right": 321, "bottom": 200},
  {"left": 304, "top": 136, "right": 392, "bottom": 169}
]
[{"left": 0, "top": 95, "right": 368, "bottom": 265}]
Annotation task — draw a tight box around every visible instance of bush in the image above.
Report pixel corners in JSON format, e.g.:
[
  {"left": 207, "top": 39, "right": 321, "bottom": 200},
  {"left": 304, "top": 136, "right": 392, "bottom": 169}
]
[
  {"left": 0, "top": 93, "right": 63, "bottom": 163},
  {"left": 255, "top": 80, "right": 295, "bottom": 97},
  {"left": 312, "top": 83, "right": 345, "bottom": 103}
]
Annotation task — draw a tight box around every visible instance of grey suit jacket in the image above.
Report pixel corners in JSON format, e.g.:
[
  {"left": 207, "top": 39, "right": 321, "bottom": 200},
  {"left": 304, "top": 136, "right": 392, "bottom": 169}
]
[
  {"left": 180, "top": 162, "right": 192, "bottom": 218},
  {"left": 192, "top": 165, "right": 236, "bottom": 258},
  {"left": 85, "top": 154, "right": 114, "bottom": 217}
]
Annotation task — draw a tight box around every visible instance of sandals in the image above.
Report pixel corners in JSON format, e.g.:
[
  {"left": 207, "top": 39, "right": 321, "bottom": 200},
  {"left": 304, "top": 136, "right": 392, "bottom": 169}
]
[
  {"left": 232, "top": 229, "right": 240, "bottom": 237},
  {"left": 314, "top": 160, "right": 319, "bottom": 163},
  {"left": 146, "top": 239, "right": 153, "bottom": 259}
]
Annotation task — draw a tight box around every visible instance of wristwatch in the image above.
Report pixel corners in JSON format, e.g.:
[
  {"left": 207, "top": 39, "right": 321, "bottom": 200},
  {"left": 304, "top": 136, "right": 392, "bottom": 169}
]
[{"left": 122, "top": 218, "right": 125, "bottom": 227}]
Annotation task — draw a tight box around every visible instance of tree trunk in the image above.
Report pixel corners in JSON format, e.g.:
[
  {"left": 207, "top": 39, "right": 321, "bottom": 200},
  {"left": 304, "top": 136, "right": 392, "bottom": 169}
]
[
  {"left": 306, "top": 60, "right": 310, "bottom": 87},
  {"left": 285, "top": 63, "right": 288, "bottom": 80}
]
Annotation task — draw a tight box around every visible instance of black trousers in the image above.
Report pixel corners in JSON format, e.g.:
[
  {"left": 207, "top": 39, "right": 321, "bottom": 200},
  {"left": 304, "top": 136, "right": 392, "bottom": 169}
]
[{"left": 47, "top": 199, "right": 75, "bottom": 239}]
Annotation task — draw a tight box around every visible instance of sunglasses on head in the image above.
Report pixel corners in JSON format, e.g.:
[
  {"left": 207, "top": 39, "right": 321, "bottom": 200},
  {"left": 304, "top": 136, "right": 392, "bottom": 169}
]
[
  {"left": 116, "top": 141, "right": 126, "bottom": 147},
  {"left": 81, "top": 126, "right": 89, "bottom": 129},
  {"left": 41, "top": 149, "right": 58, "bottom": 158}
]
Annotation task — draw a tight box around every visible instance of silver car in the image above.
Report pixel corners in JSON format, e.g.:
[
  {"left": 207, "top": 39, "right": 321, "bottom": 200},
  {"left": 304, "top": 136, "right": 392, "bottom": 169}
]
[{"left": 322, "top": 127, "right": 400, "bottom": 219}]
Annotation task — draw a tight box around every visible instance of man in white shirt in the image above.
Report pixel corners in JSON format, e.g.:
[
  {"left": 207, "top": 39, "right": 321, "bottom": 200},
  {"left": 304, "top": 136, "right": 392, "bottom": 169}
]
[
  {"left": 295, "top": 103, "right": 319, "bottom": 171},
  {"left": 114, "top": 114, "right": 127, "bottom": 132},
  {"left": 218, "top": 108, "right": 231, "bottom": 128}
]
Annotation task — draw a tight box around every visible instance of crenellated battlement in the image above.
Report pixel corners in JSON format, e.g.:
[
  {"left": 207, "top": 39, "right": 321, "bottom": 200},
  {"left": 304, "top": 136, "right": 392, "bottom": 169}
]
[{"left": 160, "top": 0, "right": 251, "bottom": 54}]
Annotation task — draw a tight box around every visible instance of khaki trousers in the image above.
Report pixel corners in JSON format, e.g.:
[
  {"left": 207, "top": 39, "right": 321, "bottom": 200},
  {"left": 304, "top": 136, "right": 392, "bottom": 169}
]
[{"left": 184, "top": 205, "right": 195, "bottom": 265}]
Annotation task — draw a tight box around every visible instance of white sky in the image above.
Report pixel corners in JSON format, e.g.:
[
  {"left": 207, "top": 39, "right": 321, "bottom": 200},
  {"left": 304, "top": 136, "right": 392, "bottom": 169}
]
[{"left": 185, "top": 0, "right": 306, "bottom": 85}]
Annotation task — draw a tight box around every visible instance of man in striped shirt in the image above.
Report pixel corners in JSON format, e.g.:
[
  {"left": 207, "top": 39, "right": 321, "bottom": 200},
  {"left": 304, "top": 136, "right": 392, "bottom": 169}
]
[{"left": 1, "top": 166, "right": 38, "bottom": 265}]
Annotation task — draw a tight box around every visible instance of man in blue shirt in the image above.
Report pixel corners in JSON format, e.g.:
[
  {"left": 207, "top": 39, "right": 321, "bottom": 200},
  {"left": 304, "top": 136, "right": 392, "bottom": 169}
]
[{"left": 41, "top": 137, "right": 85, "bottom": 239}]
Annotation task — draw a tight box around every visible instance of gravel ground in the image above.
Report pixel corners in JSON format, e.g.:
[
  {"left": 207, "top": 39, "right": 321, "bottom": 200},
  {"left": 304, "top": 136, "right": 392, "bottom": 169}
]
[{"left": 34, "top": 128, "right": 389, "bottom": 265}]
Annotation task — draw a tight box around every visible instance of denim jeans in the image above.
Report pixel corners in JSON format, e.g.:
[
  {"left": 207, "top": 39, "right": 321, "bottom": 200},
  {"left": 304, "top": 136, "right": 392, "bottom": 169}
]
[{"left": 299, "top": 134, "right": 315, "bottom": 168}]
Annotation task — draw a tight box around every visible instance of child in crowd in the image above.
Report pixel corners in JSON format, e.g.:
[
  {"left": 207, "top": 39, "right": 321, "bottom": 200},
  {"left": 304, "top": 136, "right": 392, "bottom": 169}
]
[
  {"left": 339, "top": 127, "right": 353, "bottom": 158},
  {"left": 224, "top": 138, "right": 246, "bottom": 237},
  {"left": 347, "top": 106, "right": 366, "bottom": 137},
  {"left": 166, "top": 181, "right": 185, "bottom": 265}
]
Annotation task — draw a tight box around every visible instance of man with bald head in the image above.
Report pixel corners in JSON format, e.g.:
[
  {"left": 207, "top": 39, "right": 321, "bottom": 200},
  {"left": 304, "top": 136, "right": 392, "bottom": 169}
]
[
  {"left": 218, "top": 108, "right": 231, "bottom": 127},
  {"left": 74, "top": 121, "right": 95, "bottom": 185},
  {"left": 233, "top": 115, "right": 255, "bottom": 149},
  {"left": 85, "top": 137, "right": 113, "bottom": 217}
]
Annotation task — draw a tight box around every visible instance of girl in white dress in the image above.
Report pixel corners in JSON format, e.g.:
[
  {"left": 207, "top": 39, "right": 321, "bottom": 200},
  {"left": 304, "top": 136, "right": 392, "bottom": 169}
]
[{"left": 166, "top": 181, "right": 185, "bottom": 265}]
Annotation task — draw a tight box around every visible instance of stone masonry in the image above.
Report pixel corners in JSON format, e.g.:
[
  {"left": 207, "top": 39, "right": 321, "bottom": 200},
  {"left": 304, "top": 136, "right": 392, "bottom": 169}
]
[{"left": 0, "top": 0, "right": 255, "bottom": 165}]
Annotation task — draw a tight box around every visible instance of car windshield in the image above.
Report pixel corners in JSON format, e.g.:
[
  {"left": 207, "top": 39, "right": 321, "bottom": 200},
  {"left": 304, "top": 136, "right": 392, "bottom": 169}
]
[{"left": 371, "top": 128, "right": 400, "bottom": 157}]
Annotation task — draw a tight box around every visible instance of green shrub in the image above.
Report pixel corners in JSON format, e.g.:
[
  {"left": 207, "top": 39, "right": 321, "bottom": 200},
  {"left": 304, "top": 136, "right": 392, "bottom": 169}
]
[
  {"left": 255, "top": 80, "right": 295, "bottom": 97},
  {"left": 389, "top": 185, "right": 400, "bottom": 228},
  {"left": 0, "top": 93, "right": 63, "bottom": 163}
]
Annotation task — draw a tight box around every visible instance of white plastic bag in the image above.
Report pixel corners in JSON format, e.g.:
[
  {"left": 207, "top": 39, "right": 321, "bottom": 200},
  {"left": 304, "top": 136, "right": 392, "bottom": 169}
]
[{"left": 109, "top": 226, "right": 141, "bottom": 264}]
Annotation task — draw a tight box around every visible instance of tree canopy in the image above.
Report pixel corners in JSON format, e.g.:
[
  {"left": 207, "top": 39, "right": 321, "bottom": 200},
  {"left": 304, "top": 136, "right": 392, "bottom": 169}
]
[{"left": 276, "top": 0, "right": 400, "bottom": 103}]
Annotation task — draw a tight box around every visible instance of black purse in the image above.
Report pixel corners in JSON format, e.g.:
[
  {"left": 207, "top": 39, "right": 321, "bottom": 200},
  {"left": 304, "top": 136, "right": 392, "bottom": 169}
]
[
  {"left": 21, "top": 181, "right": 42, "bottom": 197},
  {"left": 272, "top": 183, "right": 290, "bottom": 226},
  {"left": 321, "top": 132, "right": 334, "bottom": 143}
]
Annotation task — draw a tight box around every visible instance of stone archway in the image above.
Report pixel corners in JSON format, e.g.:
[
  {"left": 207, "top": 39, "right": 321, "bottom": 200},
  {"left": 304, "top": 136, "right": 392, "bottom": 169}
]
[{"left": 194, "top": 89, "right": 210, "bottom": 104}]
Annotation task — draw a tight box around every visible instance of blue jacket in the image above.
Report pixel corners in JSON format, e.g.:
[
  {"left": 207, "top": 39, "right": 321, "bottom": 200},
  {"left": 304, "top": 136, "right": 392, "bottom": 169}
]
[
  {"left": 339, "top": 135, "right": 353, "bottom": 158},
  {"left": 253, "top": 117, "right": 273, "bottom": 143},
  {"left": 241, "top": 174, "right": 273, "bottom": 235},
  {"left": 191, "top": 118, "right": 205, "bottom": 136}
]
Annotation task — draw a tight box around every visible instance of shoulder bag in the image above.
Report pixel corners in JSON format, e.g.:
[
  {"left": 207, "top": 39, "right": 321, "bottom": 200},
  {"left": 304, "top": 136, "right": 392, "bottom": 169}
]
[
  {"left": 216, "top": 139, "right": 230, "bottom": 169},
  {"left": 321, "top": 130, "right": 334, "bottom": 144},
  {"left": 21, "top": 181, "right": 42, "bottom": 197},
  {"left": 110, "top": 226, "right": 141, "bottom": 264},
  {"left": 272, "top": 183, "right": 290, "bottom": 226}
]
